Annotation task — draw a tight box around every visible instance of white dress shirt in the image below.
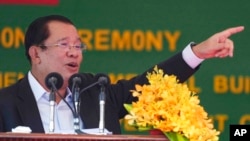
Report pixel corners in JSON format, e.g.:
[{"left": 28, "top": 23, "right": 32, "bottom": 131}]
[{"left": 28, "top": 72, "right": 76, "bottom": 133}]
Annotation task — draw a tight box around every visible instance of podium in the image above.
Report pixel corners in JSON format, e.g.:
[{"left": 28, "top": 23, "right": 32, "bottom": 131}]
[{"left": 0, "top": 133, "right": 169, "bottom": 141}]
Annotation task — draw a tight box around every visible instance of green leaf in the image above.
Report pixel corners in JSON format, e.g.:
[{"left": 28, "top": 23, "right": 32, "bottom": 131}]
[
  {"left": 138, "top": 126, "right": 153, "bottom": 131},
  {"left": 164, "top": 132, "right": 189, "bottom": 141},
  {"left": 124, "top": 104, "right": 132, "bottom": 113}
]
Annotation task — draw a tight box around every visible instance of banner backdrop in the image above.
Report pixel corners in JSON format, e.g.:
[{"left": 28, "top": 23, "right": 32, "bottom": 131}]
[{"left": 0, "top": 0, "right": 249, "bottom": 140}]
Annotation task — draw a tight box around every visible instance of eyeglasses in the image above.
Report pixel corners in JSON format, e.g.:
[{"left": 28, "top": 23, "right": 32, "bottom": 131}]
[{"left": 39, "top": 42, "right": 87, "bottom": 52}]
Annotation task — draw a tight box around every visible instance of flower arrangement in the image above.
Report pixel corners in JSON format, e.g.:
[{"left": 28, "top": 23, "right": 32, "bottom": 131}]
[{"left": 124, "top": 66, "right": 220, "bottom": 141}]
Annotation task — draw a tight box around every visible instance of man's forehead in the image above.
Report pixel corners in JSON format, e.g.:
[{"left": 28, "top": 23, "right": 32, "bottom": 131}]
[{"left": 46, "top": 21, "right": 79, "bottom": 41}]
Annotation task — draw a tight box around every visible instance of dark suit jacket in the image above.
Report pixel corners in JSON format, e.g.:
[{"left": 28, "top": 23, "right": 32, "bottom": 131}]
[{"left": 0, "top": 52, "right": 199, "bottom": 134}]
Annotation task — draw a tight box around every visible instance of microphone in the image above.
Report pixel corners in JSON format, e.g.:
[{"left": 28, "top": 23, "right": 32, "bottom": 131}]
[
  {"left": 68, "top": 74, "right": 86, "bottom": 133},
  {"left": 77, "top": 73, "right": 110, "bottom": 135},
  {"left": 45, "top": 72, "right": 63, "bottom": 133},
  {"left": 69, "top": 74, "right": 86, "bottom": 112},
  {"left": 94, "top": 74, "right": 109, "bottom": 134}
]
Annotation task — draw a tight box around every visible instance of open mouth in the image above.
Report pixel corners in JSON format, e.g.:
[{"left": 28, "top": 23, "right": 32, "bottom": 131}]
[{"left": 67, "top": 62, "right": 78, "bottom": 68}]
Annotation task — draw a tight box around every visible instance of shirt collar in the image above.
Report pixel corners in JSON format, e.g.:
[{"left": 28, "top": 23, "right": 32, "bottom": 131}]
[
  {"left": 28, "top": 71, "right": 48, "bottom": 102},
  {"left": 28, "top": 71, "right": 73, "bottom": 102}
]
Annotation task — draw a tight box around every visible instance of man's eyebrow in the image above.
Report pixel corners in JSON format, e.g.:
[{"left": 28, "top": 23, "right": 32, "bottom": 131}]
[
  {"left": 56, "top": 37, "right": 81, "bottom": 42},
  {"left": 56, "top": 37, "right": 69, "bottom": 42}
]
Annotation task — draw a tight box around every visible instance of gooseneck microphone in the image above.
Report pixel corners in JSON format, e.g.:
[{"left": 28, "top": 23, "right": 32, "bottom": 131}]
[
  {"left": 45, "top": 72, "right": 63, "bottom": 133},
  {"left": 69, "top": 73, "right": 110, "bottom": 134},
  {"left": 95, "top": 74, "right": 109, "bottom": 134},
  {"left": 69, "top": 74, "right": 85, "bottom": 115},
  {"left": 68, "top": 74, "right": 86, "bottom": 133}
]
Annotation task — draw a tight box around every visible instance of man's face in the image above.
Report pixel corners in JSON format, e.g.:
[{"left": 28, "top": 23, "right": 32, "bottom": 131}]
[{"left": 36, "top": 21, "right": 83, "bottom": 83}]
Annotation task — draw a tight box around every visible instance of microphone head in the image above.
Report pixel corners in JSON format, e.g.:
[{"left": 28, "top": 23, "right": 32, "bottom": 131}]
[
  {"left": 95, "top": 73, "right": 110, "bottom": 86},
  {"left": 45, "top": 72, "right": 63, "bottom": 90},
  {"left": 69, "top": 73, "right": 87, "bottom": 89}
]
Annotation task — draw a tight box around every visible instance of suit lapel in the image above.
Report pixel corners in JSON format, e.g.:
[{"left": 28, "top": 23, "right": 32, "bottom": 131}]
[{"left": 16, "top": 75, "right": 45, "bottom": 133}]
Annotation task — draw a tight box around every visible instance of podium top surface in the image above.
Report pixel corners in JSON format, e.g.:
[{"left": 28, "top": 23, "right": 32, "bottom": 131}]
[{"left": 0, "top": 132, "right": 169, "bottom": 141}]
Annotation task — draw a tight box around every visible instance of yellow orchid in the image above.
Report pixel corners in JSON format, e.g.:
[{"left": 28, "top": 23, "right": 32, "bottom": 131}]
[{"left": 124, "top": 66, "right": 220, "bottom": 141}]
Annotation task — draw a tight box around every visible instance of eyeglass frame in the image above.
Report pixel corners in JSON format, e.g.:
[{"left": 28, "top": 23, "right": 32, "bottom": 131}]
[{"left": 38, "top": 42, "right": 87, "bottom": 52}]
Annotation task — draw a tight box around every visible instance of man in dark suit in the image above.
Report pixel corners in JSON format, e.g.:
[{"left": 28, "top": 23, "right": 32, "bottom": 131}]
[{"left": 0, "top": 15, "right": 244, "bottom": 134}]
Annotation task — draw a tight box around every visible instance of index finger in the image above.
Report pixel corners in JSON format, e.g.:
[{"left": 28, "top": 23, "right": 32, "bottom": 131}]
[{"left": 218, "top": 26, "right": 244, "bottom": 43}]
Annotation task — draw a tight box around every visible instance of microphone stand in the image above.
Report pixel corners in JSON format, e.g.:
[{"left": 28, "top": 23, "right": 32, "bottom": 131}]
[
  {"left": 49, "top": 86, "right": 56, "bottom": 133},
  {"left": 73, "top": 75, "right": 109, "bottom": 135},
  {"left": 98, "top": 85, "right": 106, "bottom": 134},
  {"left": 73, "top": 86, "right": 83, "bottom": 134}
]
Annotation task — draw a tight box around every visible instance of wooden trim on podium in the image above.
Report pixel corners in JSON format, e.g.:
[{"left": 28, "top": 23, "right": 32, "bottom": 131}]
[{"left": 0, "top": 133, "right": 169, "bottom": 141}]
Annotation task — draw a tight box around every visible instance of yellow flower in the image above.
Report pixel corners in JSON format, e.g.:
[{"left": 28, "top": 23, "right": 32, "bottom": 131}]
[{"left": 124, "top": 66, "right": 220, "bottom": 141}]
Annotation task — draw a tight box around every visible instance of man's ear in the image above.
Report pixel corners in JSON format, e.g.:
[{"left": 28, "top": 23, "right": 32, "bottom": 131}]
[{"left": 29, "top": 46, "right": 41, "bottom": 64}]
